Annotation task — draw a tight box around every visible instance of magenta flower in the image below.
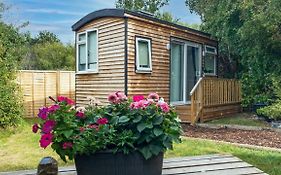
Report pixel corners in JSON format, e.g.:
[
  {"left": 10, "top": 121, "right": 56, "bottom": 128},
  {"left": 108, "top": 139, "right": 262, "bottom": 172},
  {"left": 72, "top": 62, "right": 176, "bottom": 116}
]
[
  {"left": 88, "top": 124, "right": 99, "bottom": 131},
  {"left": 40, "top": 133, "right": 53, "bottom": 148},
  {"left": 97, "top": 118, "right": 108, "bottom": 125},
  {"left": 42, "top": 120, "right": 56, "bottom": 133},
  {"left": 76, "top": 111, "right": 85, "bottom": 119},
  {"left": 48, "top": 104, "right": 60, "bottom": 113},
  {"left": 148, "top": 93, "right": 159, "bottom": 101},
  {"left": 32, "top": 123, "right": 39, "bottom": 133},
  {"left": 62, "top": 142, "right": 73, "bottom": 149},
  {"left": 133, "top": 95, "right": 145, "bottom": 102},
  {"left": 79, "top": 127, "right": 85, "bottom": 132},
  {"left": 66, "top": 98, "right": 75, "bottom": 105},
  {"left": 57, "top": 96, "right": 75, "bottom": 105},
  {"left": 108, "top": 93, "right": 118, "bottom": 103},
  {"left": 158, "top": 102, "right": 170, "bottom": 113},
  {"left": 38, "top": 107, "right": 49, "bottom": 120}
]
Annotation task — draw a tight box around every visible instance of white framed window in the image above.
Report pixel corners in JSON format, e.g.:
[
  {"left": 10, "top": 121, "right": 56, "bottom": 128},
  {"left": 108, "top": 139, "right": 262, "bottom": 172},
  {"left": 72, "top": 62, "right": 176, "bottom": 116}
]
[
  {"left": 203, "top": 45, "right": 217, "bottom": 75},
  {"left": 76, "top": 29, "right": 98, "bottom": 73},
  {"left": 136, "top": 37, "right": 152, "bottom": 72}
]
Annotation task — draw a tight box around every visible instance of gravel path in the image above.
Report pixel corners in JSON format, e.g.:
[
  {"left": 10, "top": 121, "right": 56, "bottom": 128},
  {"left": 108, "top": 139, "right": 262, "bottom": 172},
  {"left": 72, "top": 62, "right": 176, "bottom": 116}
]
[{"left": 183, "top": 124, "right": 281, "bottom": 149}]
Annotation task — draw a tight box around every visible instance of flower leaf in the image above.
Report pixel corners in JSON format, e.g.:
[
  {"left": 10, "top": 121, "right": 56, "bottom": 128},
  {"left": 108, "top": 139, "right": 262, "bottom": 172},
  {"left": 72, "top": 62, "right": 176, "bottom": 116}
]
[
  {"left": 153, "top": 128, "right": 163, "bottom": 136},
  {"left": 118, "top": 116, "right": 130, "bottom": 123},
  {"left": 137, "top": 122, "right": 146, "bottom": 132}
]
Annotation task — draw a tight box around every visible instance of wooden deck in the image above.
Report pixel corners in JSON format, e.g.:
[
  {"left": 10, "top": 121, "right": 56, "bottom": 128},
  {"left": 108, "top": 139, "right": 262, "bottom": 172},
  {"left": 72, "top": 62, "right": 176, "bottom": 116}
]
[
  {"left": 162, "top": 154, "right": 267, "bottom": 175},
  {"left": 0, "top": 154, "right": 267, "bottom": 175}
]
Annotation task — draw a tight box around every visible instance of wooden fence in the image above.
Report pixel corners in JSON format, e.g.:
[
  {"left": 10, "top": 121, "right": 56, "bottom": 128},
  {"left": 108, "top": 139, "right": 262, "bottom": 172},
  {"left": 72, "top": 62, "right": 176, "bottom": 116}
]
[
  {"left": 17, "top": 70, "right": 75, "bottom": 118},
  {"left": 190, "top": 77, "right": 241, "bottom": 124}
]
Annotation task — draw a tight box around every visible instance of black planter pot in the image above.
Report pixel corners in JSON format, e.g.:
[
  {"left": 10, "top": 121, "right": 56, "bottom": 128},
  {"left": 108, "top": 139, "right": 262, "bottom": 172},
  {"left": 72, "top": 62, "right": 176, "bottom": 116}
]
[{"left": 74, "top": 151, "right": 163, "bottom": 175}]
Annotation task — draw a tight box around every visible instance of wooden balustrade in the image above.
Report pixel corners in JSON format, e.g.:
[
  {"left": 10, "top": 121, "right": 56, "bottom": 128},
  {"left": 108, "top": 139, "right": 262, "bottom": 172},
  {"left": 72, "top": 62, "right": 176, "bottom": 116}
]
[{"left": 190, "top": 77, "right": 241, "bottom": 124}]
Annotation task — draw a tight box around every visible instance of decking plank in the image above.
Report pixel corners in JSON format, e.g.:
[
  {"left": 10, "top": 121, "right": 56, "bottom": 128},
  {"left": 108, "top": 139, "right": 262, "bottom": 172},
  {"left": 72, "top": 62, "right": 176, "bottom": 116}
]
[
  {"left": 163, "top": 157, "right": 242, "bottom": 169},
  {"left": 0, "top": 154, "right": 268, "bottom": 175},
  {"left": 174, "top": 167, "right": 264, "bottom": 175},
  {"left": 162, "top": 162, "right": 254, "bottom": 174},
  {"left": 163, "top": 154, "right": 232, "bottom": 163}
]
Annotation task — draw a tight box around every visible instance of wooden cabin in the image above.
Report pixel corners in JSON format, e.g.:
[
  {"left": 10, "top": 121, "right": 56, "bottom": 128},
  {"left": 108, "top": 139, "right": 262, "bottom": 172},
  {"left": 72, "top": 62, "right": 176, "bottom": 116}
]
[{"left": 72, "top": 9, "right": 241, "bottom": 124}]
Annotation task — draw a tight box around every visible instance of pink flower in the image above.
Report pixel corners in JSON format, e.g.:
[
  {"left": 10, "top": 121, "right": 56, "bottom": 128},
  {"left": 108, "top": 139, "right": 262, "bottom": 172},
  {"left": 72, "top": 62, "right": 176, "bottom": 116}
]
[
  {"left": 88, "top": 124, "right": 99, "bottom": 131},
  {"left": 148, "top": 93, "right": 159, "bottom": 101},
  {"left": 79, "top": 127, "right": 85, "bottom": 132},
  {"left": 97, "top": 118, "right": 108, "bottom": 125},
  {"left": 57, "top": 96, "right": 66, "bottom": 102},
  {"left": 42, "top": 120, "right": 56, "bottom": 133},
  {"left": 133, "top": 95, "right": 145, "bottom": 102},
  {"left": 107, "top": 93, "right": 118, "bottom": 103},
  {"left": 38, "top": 107, "right": 49, "bottom": 120},
  {"left": 57, "top": 96, "right": 75, "bottom": 105},
  {"left": 66, "top": 98, "right": 75, "bottom": 105},
  {"left": 48, "top": 104, "right": 60, "bottom": 113},
  {"left": 158, "top": 102, "right": 170, "bottom": 113},
  {"left": 129, "top": 102, "right": 135, "bottom": 109},
  {"left": 62, "top": 142, "right": 73, "bottom": 149},
  {"left": 32, "top": 123, "right": 39, "bottom": 133},
  {"left": 116, "top": 91, "right": 127, "bottom": 101},
  {"left": 40, "top": 133, "right": 53, "bottom": 148},
  {"left": 76, "top": 111, "right": 85, "bottom": 119}
]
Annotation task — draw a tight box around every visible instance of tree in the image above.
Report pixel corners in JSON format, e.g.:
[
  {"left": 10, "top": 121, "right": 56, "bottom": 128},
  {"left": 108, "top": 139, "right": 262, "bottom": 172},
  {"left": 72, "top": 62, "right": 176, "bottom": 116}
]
[
  {"left": 116, "top": 0, "right": 169, "bottom": 14},
  {"left": 155, "top": 11, "right": 180, "bottom": 23},
  {"left": 185, "top": 0, "right": 281, "bottom": 107},
  {"left": 0, "top": 3, "right": 25, "bottom": 127},
  {"left": 27, "top": 42, "right": 75, "bottom": 70},
  {"left": 31, "top": 30, "right": 60, "bottom": 44},
  {"left": 21, "top": 31, "right": 75, "bottom": 70}
]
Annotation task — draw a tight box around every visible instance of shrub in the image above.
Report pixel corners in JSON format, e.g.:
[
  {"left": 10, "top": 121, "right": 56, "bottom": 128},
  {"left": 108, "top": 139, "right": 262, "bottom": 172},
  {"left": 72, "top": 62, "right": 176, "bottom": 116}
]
[
  {"left": 0, "top": 22, "right": 25, "bottom": 128},
  {"left": 257, "top": 102, "right": 281, "bottom": 121}
]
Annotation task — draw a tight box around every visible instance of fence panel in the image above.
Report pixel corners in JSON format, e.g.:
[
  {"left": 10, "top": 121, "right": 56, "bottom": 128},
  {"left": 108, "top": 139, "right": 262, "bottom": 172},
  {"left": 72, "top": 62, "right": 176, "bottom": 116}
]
[{"left": 17, "top": 70, "right": 75, "bottom": 118}]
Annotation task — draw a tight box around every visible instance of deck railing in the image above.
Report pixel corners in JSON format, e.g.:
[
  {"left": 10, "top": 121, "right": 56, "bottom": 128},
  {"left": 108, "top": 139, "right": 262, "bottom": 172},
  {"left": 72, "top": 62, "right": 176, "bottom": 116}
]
[{"left": 190, "top": 77, "right": 241, "bottom": 124}]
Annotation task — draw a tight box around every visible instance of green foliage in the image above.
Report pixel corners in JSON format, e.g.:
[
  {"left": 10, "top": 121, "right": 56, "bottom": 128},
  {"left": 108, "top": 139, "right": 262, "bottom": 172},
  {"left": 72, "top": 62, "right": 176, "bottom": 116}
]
[
  {"left": 116, "top": 0, "right": 169, "bottom": 14},
  {"left": 32, "top": 31, "right": 60, "bottom": 44},
  {"left": 0, "top": 21, "right": 25, "bottom": 127},
  {"left": 185, "top": 0, "right": 281, "bottom": 107},
  {"left": 155, "top": 11, "right": 180, "bottom": 23},
  {"left": 34, "top": 93, "right": 182, "bottom": 161},
  {"left": 22, "top": 42, "right": 75, "bottom": 70},
  {"left": 22, "top": 31, "right": 75, "bottom": 70},
  {"left": 257, "top": 102, "right": 281, "bottom": 121},
  {"left": 257, "top": 76, "right": 281, "bottom": 121}
]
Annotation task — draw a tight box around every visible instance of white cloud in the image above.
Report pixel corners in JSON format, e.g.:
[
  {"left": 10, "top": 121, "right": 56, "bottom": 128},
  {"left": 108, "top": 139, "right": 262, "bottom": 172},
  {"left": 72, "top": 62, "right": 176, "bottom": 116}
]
[{"left": 24, "top": 8, "right": 86, "bottom": 16}]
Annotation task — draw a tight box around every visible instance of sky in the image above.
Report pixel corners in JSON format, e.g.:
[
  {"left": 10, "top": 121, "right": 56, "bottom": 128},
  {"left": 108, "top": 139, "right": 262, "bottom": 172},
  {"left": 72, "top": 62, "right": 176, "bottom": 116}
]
[{"left": 3, "top": 0, "right": 201, "bottom": 43}]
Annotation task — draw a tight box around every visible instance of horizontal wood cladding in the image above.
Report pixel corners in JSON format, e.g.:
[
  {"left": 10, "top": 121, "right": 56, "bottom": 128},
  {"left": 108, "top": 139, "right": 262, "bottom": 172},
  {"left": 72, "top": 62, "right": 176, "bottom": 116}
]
[
  {"left": 201, "top": 103, "right": 242, "bottom": 122},
  {"left": 76, "top": 17, "right": 125, "bottom": 106},
  {"left": 174, "top": 105, "right": 192, "bottom": 122},
  {"left": 126, "top": 17, "right": 217, "bottom": 103}
]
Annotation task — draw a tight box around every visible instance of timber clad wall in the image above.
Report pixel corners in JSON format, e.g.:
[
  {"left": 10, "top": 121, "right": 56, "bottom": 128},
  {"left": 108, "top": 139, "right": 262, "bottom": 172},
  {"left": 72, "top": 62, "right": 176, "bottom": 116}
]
[
  {"left": 75, "top": 17, "right": 125, "bottom": 106},
  {"left": 73, "top": 9, "right": 241, "bottom": 123},
  {"left": 126, "top": 15, "right": 216, "bottom": 120},
  {"left": 17, "top": 70, "right": 75, "bottom": 118}
]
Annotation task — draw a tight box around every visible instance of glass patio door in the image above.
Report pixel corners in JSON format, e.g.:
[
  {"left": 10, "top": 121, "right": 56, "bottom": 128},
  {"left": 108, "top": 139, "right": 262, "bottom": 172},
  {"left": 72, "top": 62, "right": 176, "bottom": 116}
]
[{"left": 170, "top": 39, "right": 202, "bottom": 104}]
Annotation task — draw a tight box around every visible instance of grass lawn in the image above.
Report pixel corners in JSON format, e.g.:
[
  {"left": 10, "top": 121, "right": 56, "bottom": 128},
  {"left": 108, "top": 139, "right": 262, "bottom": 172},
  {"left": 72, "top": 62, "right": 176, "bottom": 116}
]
[
  {"left": 1, "top": 119, "right": 281, "bottom": 175},
  {"left": 207, "top": 112, "right": 270, "bottom": 127}
]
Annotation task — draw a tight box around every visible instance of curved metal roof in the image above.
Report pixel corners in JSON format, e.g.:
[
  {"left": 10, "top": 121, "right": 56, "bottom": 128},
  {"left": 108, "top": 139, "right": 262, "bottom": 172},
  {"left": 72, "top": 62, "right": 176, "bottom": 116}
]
[{"left": 72, "top": 8, "right": 212, "bottom": 38}]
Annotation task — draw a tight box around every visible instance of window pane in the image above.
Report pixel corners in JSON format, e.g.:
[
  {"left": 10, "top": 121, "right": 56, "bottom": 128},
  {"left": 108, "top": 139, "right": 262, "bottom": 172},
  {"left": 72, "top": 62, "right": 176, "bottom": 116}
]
[
  {"left": 138, "top": 40, "right": 150, "bottom": 68},
  {"left": 205, "top": 46, "right": 216, "bottom": 53},
  {"left": 79, "top": 33, "right": 86, "bottom": 41},
  {"left": 78, "top": 44, "right": 86, "bottom": 71},
  {"left": 170, "top": 43, "right": 184, "bottom": 102},
  {"left": 204, "top": 53, "right": 215, "bottom": 74},
  {"left": 186, "top": 46, "right": 200, "bottom": 101},
  {"left": 88, "top": 31, "right": 97, "bottom": 70}
]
